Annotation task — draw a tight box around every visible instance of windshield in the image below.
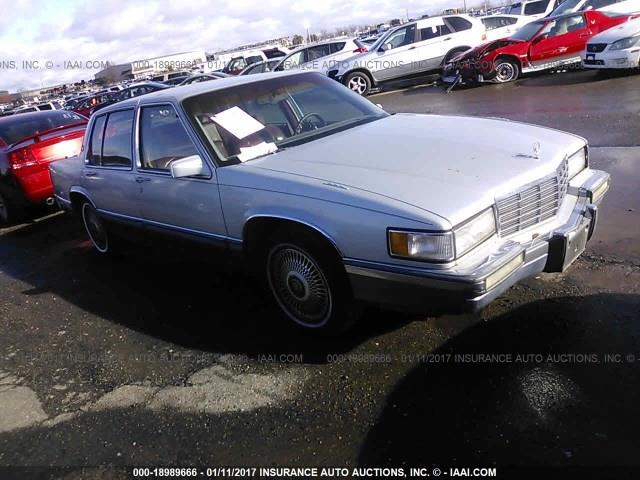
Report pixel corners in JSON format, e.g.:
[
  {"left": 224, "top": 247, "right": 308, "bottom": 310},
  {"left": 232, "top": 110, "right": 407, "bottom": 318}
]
[
  {"left": 0, "top": 111, "right": 85, "bottom": 146},
  {"left": 510, "top": 20, "right": 545, "bottom": 40},
  {"left": 369, "top": 25, "right": 404, "bottom": 52},
  {"left": 550, "top": 0, "right": 582, "bottom": 16},
  {"left": 183, "top": 73, "right": 387, "bottom": 163}
]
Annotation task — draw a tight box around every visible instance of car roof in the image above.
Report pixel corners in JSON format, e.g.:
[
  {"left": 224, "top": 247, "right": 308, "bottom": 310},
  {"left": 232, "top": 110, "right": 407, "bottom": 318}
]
[
  {"left": 127, "top": 81, "right": 169, "bottom": 89},
  {"left": 0, "top": 109, "right": 86, "bottom": 127},
  {"left": 97, "top": 71, "right": 312, "bottom": 114},
  {"left": 287, "top": 37, "right": 355, "bottom": 53}
]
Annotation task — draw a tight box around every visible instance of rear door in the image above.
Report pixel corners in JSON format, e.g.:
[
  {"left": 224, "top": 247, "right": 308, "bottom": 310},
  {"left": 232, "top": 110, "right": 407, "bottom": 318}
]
[
  {"left": 82, "top": 109, "right": 141, "bottom": 220},
  {"left": 134, "top": 103, "right": 226, "bottom": 239},
  {"left": 406, "top": 19, "right": 456, "bottom": 74},
  {"left": 528, "top": 14, "right": 589, "bottom": 67}
]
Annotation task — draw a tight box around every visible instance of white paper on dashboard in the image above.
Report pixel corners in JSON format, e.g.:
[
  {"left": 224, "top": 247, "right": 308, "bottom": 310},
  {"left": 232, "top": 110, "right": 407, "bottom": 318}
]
[
  {"left": 211, "top": 106, "right": 265, "bottom": 139},
  {"left": 237, "top": 142, "right": 278, "bottom": 162}
]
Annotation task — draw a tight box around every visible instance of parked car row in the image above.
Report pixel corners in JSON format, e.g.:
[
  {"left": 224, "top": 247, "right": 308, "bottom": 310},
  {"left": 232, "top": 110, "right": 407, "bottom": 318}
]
[{"left": 442, "top": 9, "right": 640, "bottom": 85}]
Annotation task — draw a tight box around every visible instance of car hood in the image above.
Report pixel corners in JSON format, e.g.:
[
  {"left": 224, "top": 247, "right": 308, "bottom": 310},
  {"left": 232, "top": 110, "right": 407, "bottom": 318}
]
[
  {"left": 250, "top": 114, "right": 586, "bottom": 226},
  {"left": 589, "top": 17, "right": 640, "bottom": 43},
  {"left": 460, "top": 38, "right": 526, "bottom": 59}
]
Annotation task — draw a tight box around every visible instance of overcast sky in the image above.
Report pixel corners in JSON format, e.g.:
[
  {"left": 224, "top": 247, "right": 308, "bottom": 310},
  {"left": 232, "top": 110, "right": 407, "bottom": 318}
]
[{"left": 0, "top": 0, "right": 485, "bottom": 93}]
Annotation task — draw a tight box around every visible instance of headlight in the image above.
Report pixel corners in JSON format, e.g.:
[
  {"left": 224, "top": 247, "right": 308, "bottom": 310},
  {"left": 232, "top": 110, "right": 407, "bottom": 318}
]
[
  {"left": 388, "top": 230, "right": 454, "bottom": 262},
  {"left": 609, "top": 35, "right": 640, "bottom": 51},
  {"left": 388, "top": 208, "right": 496, "bottom": 262},
  {"left": 454, "top": 208, "right": 496, "bottom": 258},
  {"left": 567, "top": 147, "right": 588, "bottom": 180}
]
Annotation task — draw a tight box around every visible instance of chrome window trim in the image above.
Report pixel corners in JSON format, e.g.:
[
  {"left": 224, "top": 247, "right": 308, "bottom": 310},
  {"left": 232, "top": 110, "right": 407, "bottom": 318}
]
[
  {"left": 134, "top": 101, "right": 215, "bottom": 181},
  {"left": 85, "top": 108, "right": 136, "bottom": 171}
]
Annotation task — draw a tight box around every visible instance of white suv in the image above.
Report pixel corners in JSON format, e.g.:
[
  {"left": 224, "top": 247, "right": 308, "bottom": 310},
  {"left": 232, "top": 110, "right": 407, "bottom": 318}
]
[
  {"left": 329, "top": 15, "right": 487, "bottom": 95},
  {"left": 275, "top": 39, "right": 368, "bottom": 75}
]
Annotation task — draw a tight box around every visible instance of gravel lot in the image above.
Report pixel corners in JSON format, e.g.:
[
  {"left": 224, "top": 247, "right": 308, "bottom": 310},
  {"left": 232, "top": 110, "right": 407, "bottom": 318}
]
[{"left": 1, "top": 70, "right": 639, "bottom": 479}]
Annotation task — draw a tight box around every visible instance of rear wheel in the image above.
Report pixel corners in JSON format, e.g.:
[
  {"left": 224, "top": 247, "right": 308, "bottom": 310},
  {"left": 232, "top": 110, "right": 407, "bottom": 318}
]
[
  {"left": 0, "top": 190, "right": 20, "bottom": 226},
  {"left": 81, "top": 201, "right": 110, "bottom": 253},
  {"left": 494, "top": 58, "right": 520, "bottom": 83},
  {"left": 345, "top": 71, "right": 372, "bottom": 96},
  {"left": 264, "top": 227, "right": 361, "bottom": 335}
]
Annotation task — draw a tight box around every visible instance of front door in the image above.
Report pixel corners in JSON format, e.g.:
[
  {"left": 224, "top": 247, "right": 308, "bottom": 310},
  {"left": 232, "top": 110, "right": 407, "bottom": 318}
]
[
  {"left": 133, "top": 104, "right": 227, "bottom": 241},
  {"left": 528, "top": 14, "right": 589, "bottom": 69},
  {"left": 373, "top": 24, "right": 418, "bottom": 81}
]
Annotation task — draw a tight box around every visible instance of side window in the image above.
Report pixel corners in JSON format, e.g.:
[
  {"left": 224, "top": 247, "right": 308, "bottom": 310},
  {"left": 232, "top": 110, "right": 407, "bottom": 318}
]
[
  {"left": 330, "top": 42, "right": 346, "bottom": 53},
  {"left": 101, "top": 110, "right": 134, "bottom": 168},
  {"left": 87, "top": 115, "right": 106, "bottom": 166},
  {"left": 525, "top": 0, "right": 550, "bottom": 15},
  {"left": 307, "top": 44, "right": 332, "bottom": 61},
  {"left": 445, "top": 16, "right": 473, "bottom": 32},
  {"left": 249, "top": 63, "right": 266, "bottom": 74},
  {"left": 246, "top": 55, "right": 263, "bottom": 65},
  {"left": 384, "top": 25, "right": 417, "bottom": 49},
  {"left": 279, "top": 50, "right": 306, "bottom": 70},
  {"left": 543, "top": 14, "right": 585, "bottom": 37},
  {"left": 139, "top": 105, "right": 199, "bottom": 172}
]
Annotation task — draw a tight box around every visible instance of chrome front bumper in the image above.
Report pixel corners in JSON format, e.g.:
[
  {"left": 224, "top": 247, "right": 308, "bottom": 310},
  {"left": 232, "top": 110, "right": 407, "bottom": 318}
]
[{"left": 345, "top": 169, "right": 610, "bottom": 314}]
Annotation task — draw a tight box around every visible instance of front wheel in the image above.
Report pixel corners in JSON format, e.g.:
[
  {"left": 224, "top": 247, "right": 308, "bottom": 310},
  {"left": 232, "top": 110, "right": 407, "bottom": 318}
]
[
  {"left": 81, "top": 201, "right": 111, "bottom": 253},
  {"left": 264, "top": 228, "right": 361, "bottom": 335},
  {"left": 494, "top": 58, "right": 520, "bottom": 83},
  {"left": 344, "top": 71, "right": 372, "bottom": 96}
]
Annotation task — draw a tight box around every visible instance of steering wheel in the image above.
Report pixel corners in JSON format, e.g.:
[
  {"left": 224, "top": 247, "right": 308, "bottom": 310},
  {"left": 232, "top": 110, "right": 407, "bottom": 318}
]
[{"left": 294, "top": 113, "right": 327, "bottom": 135}]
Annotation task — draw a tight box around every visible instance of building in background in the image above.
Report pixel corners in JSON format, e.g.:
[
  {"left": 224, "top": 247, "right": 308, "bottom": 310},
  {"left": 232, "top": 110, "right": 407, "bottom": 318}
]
[{"left": 95, "top": 50, "right": 207, "bottom": 83}]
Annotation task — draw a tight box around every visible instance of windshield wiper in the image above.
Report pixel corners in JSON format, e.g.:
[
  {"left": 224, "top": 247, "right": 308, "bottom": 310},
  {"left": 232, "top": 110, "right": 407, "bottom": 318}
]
[{"left": 277, "top": 115, "right": 384, "bottom": 148}]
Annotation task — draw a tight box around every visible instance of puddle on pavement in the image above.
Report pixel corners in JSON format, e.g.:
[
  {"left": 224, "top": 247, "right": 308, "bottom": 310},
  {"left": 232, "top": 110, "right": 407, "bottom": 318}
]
[{"left": 588, "top": 148, "right": 640, "bottom": 261}]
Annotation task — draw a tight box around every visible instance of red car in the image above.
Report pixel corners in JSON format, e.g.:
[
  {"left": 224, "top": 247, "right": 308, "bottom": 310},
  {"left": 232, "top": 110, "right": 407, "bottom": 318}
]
[
  {"left": 444, "top": 10, "right": 633, "bottom": 85},
  {"left": 72, "top": 91, "right": 118, "bottom": 118},
  {"left": 0, "top": 111, "right": 87, "bottom": 224}
]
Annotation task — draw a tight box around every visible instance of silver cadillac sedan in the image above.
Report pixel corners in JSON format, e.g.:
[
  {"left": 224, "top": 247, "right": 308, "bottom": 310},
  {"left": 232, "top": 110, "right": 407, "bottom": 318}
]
[{"left": 50, "top": 72, "right": 610, "bottom": 334}]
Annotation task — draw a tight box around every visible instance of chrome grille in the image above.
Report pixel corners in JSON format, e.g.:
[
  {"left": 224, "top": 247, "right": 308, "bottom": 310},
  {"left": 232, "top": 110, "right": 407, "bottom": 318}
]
[
  {"left": 497, "top": 158, "right": 569, "bottom": 236},
  {"left": 587, "top": 43, "right": 607, "bottom": 53}
]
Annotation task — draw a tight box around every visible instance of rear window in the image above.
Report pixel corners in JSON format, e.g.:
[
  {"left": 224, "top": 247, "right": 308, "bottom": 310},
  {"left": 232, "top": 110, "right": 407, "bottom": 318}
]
[{"left": 0, "top": 111, "right": 85, "bottom": 146}]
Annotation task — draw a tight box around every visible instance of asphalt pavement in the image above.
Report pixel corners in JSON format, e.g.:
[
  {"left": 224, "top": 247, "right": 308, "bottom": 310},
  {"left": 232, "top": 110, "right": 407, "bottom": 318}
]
[{"left": 0, "top": 70, "right": 639, "bottom": 479}]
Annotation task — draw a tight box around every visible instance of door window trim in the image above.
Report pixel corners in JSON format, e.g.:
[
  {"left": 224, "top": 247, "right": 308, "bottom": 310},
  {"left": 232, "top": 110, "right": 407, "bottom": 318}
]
[
  {"left": 134, "top": 101, "right": 215, "bottom": 181},
  {"left": 85, "top": 108, "right": 135, "bottom": 171}
]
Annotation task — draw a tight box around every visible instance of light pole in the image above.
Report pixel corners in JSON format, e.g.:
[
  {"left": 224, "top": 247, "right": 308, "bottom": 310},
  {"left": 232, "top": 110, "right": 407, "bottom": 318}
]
[{"left": 303, "top": 21, "right": 310, "bottom": 44}]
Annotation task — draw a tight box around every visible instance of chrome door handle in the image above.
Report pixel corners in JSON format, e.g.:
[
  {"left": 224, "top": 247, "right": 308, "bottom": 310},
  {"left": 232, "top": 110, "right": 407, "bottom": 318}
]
[
  {"left": 444, "top": 37, "right": 452, "bottom": 41},
  {"left": 135, "top": 176, "right": 151, "bottom": 183},
  {"left": 85, "top": 171, "right": 97, "bottom": 177},
  {"left": 408, "top": 46, "right": 416, "bottom": 50}
]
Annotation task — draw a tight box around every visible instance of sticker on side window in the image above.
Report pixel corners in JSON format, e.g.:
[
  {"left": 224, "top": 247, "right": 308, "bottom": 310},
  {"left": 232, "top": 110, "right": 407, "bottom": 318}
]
[{"left": 211, "top": 106, "right": 265, "bottom": 139}]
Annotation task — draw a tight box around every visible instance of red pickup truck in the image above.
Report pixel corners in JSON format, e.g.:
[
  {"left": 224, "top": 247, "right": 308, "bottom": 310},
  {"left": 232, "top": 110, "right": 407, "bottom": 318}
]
[{"left": 0, "top": 110, "right": 87, "bottom": 224}]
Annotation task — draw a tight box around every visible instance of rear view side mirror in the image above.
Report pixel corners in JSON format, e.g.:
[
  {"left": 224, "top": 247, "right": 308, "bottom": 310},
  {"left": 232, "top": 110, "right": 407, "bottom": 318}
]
[
  {"left": 379, "top": 44, "right": 389, "bottom": 52},
  {"left": 170, "top": 155, "right": 206, "bottom": 178}
]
